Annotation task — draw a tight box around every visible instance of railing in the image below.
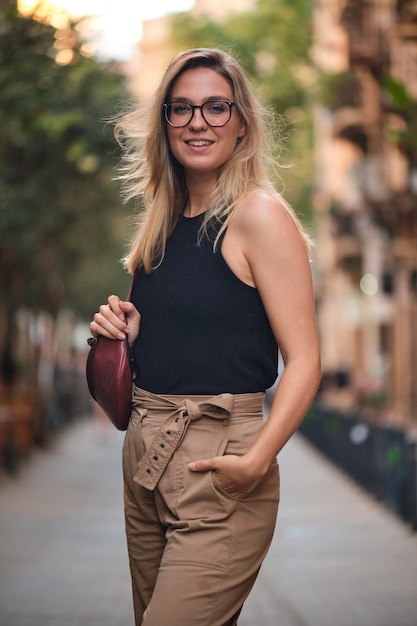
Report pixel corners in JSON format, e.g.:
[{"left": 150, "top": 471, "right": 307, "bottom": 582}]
[{"left": 298, "top": 402, "right": 417, "bottom": 531}]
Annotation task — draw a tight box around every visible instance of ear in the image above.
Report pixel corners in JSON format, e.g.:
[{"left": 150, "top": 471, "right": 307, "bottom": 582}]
[{"left": 238, "top": 121, "right": 247, "bottom": 139}]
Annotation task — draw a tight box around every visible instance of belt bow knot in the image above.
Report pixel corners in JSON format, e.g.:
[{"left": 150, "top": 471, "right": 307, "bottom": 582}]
[{"left": 134, "top": 393, "right": 234, "bottom": 490}]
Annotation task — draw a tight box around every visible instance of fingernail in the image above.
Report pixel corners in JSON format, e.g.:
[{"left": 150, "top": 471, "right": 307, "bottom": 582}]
[{"left": 118, "top": 332, "right": 125, "bottom": 340}]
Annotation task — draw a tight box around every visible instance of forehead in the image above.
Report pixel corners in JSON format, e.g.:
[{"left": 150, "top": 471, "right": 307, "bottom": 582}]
[{"left": 170, "top": 67, "right": 234, "bottom": 101}]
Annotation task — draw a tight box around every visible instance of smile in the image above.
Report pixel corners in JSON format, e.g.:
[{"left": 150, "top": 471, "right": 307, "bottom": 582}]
[{"left": 186, "top": 140, "right": 213, "bottom": 147}]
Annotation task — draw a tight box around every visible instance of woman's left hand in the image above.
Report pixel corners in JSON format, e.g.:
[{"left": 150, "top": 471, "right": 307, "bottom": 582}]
[{"left": 188, "top": 454, "right": 263, "bottom": 499}]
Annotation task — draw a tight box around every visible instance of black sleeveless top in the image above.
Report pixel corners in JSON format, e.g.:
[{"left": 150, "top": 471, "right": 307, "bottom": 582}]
[{"left": 131, "top": 213, "right": 278, "bottom": 395}]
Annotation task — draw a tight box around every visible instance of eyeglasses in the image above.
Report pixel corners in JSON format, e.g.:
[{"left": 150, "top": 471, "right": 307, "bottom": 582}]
[{"left": 163, "top": 100, "right": 235, "bottom": 128}]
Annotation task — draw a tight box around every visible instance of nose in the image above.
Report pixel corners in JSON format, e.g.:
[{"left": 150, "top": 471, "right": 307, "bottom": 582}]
[{"left": 189, "top": 106, "right": 207, "bottom": 130}]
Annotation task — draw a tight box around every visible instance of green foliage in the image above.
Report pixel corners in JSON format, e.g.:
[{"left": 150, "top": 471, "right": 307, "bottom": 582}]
[
  {"left": 319, "top": 70, "right": 362, "bottom": 111},
  {"left": 383, "top": 74, "right": 413, "bottom": 109},
  {"left": 170, "top": 0, "right": 316, "bottom": 225},
  {"left": 0, "top": 7, "right": 131, "bottom": 320},
  {"left": 382, "top": 74, "right": 417, "bottom": 160}
]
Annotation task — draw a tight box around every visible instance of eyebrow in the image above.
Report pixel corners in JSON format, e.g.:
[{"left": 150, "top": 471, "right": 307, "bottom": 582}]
[{"left": 169, "top": 96, "right": 232, "bottom": 102}]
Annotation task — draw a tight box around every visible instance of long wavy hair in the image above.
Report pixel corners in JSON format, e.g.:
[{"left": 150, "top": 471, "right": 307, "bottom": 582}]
[{"left": 115, "top": 48, "right": 311, "bottom": 273}]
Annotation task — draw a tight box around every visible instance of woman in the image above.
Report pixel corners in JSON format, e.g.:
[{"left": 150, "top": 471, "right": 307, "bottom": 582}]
[{"left": 90, "top": 48, "right": 321, "bottom": 626}]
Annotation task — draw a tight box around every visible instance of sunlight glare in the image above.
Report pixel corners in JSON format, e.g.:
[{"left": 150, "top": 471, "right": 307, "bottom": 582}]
[{"left": 18, "top": 0, "right": 195, "bottom": 59}]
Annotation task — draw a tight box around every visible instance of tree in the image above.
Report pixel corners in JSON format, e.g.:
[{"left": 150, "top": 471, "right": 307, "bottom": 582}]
[{"left": 0, "top": 6, "right": 130, "bottom": 391}]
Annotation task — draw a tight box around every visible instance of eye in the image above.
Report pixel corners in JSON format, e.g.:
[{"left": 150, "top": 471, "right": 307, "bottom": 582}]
[
  {"left": 205, "top": 101, "right": 228, "bottom": 114},
  {"left": 171, "top": 102, "right": 192, "bottom": 116}
]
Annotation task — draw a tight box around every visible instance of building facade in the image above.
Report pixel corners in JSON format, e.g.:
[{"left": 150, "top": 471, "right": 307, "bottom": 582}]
[{"left": 312, "top": 0, "right": 417, "bottom": 425}]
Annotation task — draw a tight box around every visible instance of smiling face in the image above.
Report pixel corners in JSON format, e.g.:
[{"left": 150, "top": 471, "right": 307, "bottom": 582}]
[{"left": 165, "top": 67, "right": 246, "bottom": 181}]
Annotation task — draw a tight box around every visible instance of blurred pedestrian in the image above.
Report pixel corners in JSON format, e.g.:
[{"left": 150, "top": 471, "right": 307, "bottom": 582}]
[{"left": 90, "top": 48, "right": 321, "bottom": 626}]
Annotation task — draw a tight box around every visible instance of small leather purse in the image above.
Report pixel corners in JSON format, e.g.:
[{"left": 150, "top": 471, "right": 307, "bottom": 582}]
[
  {"left": 85, "top": 271, "right": 138, "bottom": 430},
  {"left": 86, "top": 334, "right": 133, "bottom": 430}
]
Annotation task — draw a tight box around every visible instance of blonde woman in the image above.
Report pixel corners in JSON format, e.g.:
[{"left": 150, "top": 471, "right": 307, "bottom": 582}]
[{"left": 90, "top": 48, "right": 321, "bottom": 626}]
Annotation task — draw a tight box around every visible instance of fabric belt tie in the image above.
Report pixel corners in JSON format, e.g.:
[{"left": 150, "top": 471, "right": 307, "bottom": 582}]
[{"left": 133, "top": 392, "right": 234, "bottom": 490}]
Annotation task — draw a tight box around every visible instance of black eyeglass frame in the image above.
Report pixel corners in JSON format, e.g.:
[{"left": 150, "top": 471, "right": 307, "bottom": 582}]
[{"left": 163, "top": 100, "right": 236, "bottom": 128}]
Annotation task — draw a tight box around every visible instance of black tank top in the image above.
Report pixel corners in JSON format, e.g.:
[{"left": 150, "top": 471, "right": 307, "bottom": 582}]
[{"left": 131, "top": 213, "right": 278, "bottom": 395}]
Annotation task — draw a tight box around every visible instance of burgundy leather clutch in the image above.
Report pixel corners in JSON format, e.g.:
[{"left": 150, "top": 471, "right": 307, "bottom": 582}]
[
  {"left": 85, "top": 270, "right": 139, "bottom": 430},
  {"left": 86, "top": 334, "right": 133, "bottom": 430}
]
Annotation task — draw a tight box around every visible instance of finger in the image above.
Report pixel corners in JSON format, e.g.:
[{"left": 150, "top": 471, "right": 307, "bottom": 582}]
[
  {"left": 188, "top": 458, "right": 217, "bottom": 472},
  {"left": 102, "top": 301, "right": 129, "bottom": 326},
  {"left": 89, "top": 321, "right": 126, "bottom": 341},
  {"left": 91, "top": 309, "right": 128, "bottom": 340},
  {"left": 119, "top": 301, "right": 141, "bottom": 322},
  {"left": 98, "top": 305, "right": 128, "bottom": 331},
  {"left": 107, "top": 294, "right": 126, "bottom": 320}
]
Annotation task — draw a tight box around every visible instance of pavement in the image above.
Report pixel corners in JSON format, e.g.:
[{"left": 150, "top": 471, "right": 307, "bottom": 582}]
[{"left": 0, "top": 413, "right": 417, "bottom": 626}]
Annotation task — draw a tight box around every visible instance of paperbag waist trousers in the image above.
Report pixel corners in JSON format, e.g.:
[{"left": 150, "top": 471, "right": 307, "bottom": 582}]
[{"left": 123, "top": 386, "right": 280, "bottom": 626}]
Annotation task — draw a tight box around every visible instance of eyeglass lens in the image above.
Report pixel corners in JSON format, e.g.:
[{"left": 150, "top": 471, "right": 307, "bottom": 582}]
[{"left": 165, "top": 101, "right": 233, "bottom": 127}]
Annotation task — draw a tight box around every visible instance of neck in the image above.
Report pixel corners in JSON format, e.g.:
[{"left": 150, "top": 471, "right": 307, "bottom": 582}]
[{"left": 183, "top": 173, "right": 215, "bottom": 217}]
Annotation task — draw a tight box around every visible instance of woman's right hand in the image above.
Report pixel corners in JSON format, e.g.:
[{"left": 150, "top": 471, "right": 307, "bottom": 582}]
[{"left": 89, "top": 295, "right": 141, "bottom": 347}]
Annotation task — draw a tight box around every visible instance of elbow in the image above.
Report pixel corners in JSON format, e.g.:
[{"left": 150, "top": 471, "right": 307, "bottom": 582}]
[
  {"left": 314, "top": 356, "right": 322, "bottom": 394},
  {"left": 309, "top": 351, "right": 322, "bottom": 400},
  {"left": 284, "top": 349, "right": 322, "bottom": 396}
]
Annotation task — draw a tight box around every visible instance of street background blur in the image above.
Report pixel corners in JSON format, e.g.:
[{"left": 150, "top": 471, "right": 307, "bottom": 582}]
[{"left": 1, "top": 0, "right": 417, "bottom": 623}]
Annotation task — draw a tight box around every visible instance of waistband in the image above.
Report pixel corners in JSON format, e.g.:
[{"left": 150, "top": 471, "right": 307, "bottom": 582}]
[{"left": 131, "top": 386, "right": 264, "bottom": 491}]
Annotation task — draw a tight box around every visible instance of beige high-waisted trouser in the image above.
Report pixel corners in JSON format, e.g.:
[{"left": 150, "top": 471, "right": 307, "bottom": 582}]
[{"left": 123, "top": 386, "right": 280, "bottom": 626}]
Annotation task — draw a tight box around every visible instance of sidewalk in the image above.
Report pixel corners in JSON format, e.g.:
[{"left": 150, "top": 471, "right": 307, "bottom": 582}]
[{"left": 0, "top": 415, "right": 417, "bottom": 626}]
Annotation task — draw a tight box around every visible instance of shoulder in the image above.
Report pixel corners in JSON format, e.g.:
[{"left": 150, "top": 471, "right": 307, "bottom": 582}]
[
  {"left": 221, "top": 191, "right": 311, "bottom": 288},
  {"left": 232, "top": 191, "right": 308, "bottom": 254}
]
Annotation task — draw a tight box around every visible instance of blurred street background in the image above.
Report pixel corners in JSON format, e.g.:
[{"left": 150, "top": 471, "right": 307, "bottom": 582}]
[{"left": 1, "top": 0, "right": 417, "bottom": 624}]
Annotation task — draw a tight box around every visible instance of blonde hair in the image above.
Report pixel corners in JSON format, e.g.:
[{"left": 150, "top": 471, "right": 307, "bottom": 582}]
[{"left": 115, "top": 48, "right": 310, "bottom": 273}]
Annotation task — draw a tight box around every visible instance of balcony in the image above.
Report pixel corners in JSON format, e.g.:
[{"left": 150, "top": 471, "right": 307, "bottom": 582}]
[
  {"left": 341, "top": 0, "right": 391, "bottom": 69},
  {"left": 348, "top": 33, "right": 390, "bottom": 68},
  {"left": 397, "top": 0, "right": 417, "bottom": 25},
  {"left": 370, "top": 190, "right": 417, "bottom": 238},
  {"left": 333, "top": 107, "right": 368, "bottom": 152}
]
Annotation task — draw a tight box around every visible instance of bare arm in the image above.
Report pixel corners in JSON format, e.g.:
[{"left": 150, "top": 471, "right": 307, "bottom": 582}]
[
  {"left": 239, "top": 193, "right": 321, "bottom": 471},
  {"left": 189, "top": 193, "right": 321, "bottom": 495}
]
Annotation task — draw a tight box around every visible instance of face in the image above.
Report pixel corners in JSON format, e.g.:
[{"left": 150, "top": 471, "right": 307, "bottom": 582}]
[{"left": 165, "top": 67, "right": 246, "bottom": 179}]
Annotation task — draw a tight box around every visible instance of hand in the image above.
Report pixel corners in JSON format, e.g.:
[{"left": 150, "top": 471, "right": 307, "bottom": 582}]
[
  {"left": 90, "top": 295, "right": 141, "bottom": 346},
  {"left": 188, "top": 454, "right": 262, "bottom": 499}
]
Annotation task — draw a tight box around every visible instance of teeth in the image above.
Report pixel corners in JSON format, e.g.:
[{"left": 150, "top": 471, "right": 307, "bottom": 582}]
[{"left": 187, "top": 140, "right": 211, "bottom": 146}]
